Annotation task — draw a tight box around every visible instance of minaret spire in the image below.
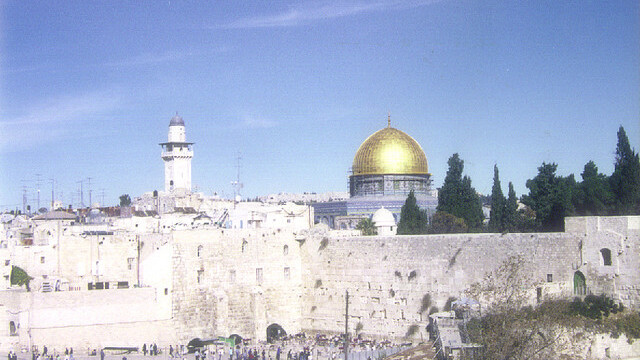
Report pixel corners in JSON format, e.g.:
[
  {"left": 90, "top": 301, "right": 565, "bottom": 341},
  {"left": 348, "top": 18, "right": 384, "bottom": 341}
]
[{"left": 387, "top": 112, "right": 391, "bottom": 128}]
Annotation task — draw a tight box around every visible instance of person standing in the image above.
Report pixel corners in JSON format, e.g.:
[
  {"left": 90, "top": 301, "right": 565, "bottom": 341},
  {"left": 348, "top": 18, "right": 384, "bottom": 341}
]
[
  {"left": 100, "top": 349, "right": 105, "bottom": 360},
  {"left": 142, "top": 344, "right": 147, "bottom": 356}
]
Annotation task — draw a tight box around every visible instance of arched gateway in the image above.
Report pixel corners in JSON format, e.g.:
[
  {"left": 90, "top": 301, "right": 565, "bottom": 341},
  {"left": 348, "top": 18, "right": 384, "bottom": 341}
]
[{"left": 266, "top": 323, "right": 286, "bottom": 343}]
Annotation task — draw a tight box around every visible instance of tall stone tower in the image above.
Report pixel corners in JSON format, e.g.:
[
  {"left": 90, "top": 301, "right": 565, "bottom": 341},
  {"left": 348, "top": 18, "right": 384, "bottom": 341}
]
[{"left": 160, "top": 114, "right": 193, "bottom": 193}]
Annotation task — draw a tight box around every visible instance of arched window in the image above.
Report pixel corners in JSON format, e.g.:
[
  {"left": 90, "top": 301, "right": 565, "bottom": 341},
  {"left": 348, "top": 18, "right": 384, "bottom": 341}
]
[
  {"left": 283, "top": 245, "right": 289, "bottom": 255},
  {"left": 9, "top": 321, "right": 16, "bottom": 336},
  {"left": 600, "top": 248, "right": 612, "bottom": 266},
  {"left": 197, "top": 245, "right": 203, "bottom": 257},
  {"left": 242, "top": 240, "right": 248, "bottom": 253},
  {"left": 574, "top": 271, "right": 586, "bottom": 296}
]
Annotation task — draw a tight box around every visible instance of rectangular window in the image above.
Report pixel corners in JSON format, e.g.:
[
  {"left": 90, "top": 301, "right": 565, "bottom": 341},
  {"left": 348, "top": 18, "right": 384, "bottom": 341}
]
[
  {"left": 256, "top": 268, "right": 263, "bottom": 284},
  {"left": 197, "top": 269, "right": 204, "bottom": 284},
  {"left": 40, "top": 256, "right": 45, "bottom": 264},
  {"left": 284, "top": 267, "right": 290, "bottom": 280},
  {"left": 229, "top": 270, "right": 236, "bottom": 282},
  {"left": 164, "top": 288, "right": 168, "bottom": 295},
  {"left": 547, "top": 274, "right": 553, "bottom": 282},
  {"left": 4, "top": 260, "right": 9, "bottom": 266},
  {"left": 127, "top": 257, "right": 135, "bottom": 270}
]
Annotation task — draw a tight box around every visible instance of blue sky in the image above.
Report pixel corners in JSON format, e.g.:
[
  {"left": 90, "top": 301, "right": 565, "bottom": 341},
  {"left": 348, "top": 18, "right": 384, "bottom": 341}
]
[{"left": 1, "top": 0, "right": 638, "bottom": 210}]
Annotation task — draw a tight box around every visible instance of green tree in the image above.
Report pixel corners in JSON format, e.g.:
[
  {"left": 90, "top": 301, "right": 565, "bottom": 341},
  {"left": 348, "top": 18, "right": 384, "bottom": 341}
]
[
  {"left": 429, "top": 211, "right": 468, "bottom": 233},
  {"left": 610, "top": 126, "right": 640, "bottom": 215},
  {"left": 437, "top": 153, "right": 484, "bottom": 230},
  {"left": 119, "top": 194, "right": 131, "bottom": 207},
  {"left": 488, "top": 165, "right": 506, "bottom": 232},
  {"left": 504, "top": 182, "right": 519, "bottom": 232},
  {"left": 522, "top": 163, "right": 575, "bottom": 231},
  {"left": 397, "top": 190, "right": 428, "bottom": 234},
  {"left": 574, "top": 161, "right": 613, "bottom": 216},
  {"left": 356, "top": 218, "right": 377, "bottom": 236},
  {"left": 10, "top": 265, "right": 33, "bottom": 291}
]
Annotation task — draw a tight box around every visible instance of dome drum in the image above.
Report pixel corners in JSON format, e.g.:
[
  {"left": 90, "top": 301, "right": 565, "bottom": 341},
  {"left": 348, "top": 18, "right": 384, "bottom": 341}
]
[{"left": 349, "top": 173, "right": 432, "bottom": 197}]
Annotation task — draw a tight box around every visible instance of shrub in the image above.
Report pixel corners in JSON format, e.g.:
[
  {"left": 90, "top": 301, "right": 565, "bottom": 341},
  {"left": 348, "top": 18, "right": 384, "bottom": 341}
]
[
  {"left": 10, "top": 266, "right": 33, "bottom": 291},
  {"left": 570, "top": 295, "right": 623, "bottom": 320}
]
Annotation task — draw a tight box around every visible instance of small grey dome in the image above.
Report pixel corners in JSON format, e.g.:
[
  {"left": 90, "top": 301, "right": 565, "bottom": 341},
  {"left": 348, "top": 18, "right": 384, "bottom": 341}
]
[{"left": 169, "top": 113, "right": 185, "bottom": 127}]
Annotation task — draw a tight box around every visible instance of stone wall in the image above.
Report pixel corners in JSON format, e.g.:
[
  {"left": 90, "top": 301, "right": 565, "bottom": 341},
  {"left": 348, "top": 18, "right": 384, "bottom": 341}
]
[
  {"left": 170, "top": 228, "right": 304, "bottom": 343},
  {"left": 0, "top": 215, "right": 637, "bottom": 350},
  {"left": 299, "top": 216, "right": 640, "bottom": 340},
  {"left": 0, "top": 287, "right": 173, "bottom": 350}
]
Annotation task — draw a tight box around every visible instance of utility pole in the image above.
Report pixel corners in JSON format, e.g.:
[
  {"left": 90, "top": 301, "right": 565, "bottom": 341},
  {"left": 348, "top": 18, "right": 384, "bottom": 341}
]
[{"left": 344, "top": 290, "right": 349, "bottom": 360}]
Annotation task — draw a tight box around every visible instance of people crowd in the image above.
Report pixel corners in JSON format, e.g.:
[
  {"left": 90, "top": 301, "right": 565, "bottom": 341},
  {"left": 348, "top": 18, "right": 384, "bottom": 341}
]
[{"left": 6, "top": 333, "right": 406, "bottom": 360}]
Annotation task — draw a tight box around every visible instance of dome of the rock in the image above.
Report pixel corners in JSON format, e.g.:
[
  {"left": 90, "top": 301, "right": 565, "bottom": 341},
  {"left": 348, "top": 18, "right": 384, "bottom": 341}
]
[{"left": 352, "top": 127, "right": 429, "bottom": 176}]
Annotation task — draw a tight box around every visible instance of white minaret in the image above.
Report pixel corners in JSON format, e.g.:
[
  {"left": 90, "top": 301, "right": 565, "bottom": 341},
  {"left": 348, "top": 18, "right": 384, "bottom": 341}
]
[{"left": 160, "top": 113, "right": 193, "bottom": 193}]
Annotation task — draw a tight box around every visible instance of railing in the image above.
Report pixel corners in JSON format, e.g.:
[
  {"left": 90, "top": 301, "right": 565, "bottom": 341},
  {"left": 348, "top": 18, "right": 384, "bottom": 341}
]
[{"left": 336, "top": 346, "right": 410, "bottom": 360}]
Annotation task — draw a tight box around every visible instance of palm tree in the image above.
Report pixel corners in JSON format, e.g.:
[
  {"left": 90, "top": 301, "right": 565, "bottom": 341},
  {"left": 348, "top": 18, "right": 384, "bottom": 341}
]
[{"left": 356, "top": 218, "right": 377, "bottom": 236}]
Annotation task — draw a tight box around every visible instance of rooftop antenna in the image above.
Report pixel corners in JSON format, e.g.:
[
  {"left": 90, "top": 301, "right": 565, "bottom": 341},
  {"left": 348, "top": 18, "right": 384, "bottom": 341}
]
[
  {"left": 100, "top": 188, "right": 106, "bottom": 207},
  {"left": 77, "top": 179, "right": 84, "bottom": 208},
  {"left": 49, "top": 178, "right": 55, "bottom": 210},
  {"left": 231, "top": 151, "right": 243, "bottom": 208},
  {"left": 21, "top": 183, "right": 28, "bottom": 214},
  {"left": 35, "top": 173, "right": 42, "bottom": 212},
  {"left": 387, "top": 112, "right": 391, "bottom": 128}
]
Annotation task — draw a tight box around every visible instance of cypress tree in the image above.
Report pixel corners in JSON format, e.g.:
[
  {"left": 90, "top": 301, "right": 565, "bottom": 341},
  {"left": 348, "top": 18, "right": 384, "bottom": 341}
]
[
  {"left": 610, "top": 126, "right": 640, "bottom": 215},
  {"left": 397, "top": 190, "right": 428, "bottom": 234},
  {"left": 438, "top": 153, "right": 484, "bottom": 230},
  {"left": 489, "top": 165, "right": 506, "bottom": 232},
  {"left": 505, "top": 182, "right": 518, "bottom": 232}
]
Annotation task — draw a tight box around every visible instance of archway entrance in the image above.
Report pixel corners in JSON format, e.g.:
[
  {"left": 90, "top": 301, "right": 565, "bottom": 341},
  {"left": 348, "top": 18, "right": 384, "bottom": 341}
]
[
  {"left": 266, "top": 323, "right": 286, "bottom": 343},
  {"left": 229, "top": 334, "right": 243, "bottom": 346},
  {"left": 574, "top": 271, "right": 586, "bottom": 295}
]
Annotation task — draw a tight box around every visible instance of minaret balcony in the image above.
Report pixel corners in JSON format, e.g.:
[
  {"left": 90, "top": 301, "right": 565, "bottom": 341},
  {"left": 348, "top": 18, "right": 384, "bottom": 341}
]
[{"left": 162, "top": 149, "right": 193, "bottom": 159}]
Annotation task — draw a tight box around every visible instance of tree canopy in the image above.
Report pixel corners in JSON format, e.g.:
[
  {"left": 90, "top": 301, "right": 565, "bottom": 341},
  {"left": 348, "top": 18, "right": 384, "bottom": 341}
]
[
  {"left": 119, "top": 194, "right": 132, "bottom": 207},
  {"left": 437, "top": 153, "right": 484, "bottom": 230},
  {"left": 488, "top": 165, "right": 506, "bottom": 232},
  {"left": 429, "top": 211, "right": 468, "bottom": 234},
  {"left": 397, "top": 190, "right": 428, "bottom": 235},
  {"left": 10, "top": 265, "right": 33, "bottom": 291},
  {"left": 574, "top": 161, "right": 613, "bottom": 216},
  {"left": 522, "top": 163, "right": 575, "bottom": 231},
  {"left": 356, "top": 217, "right": 377, "bottom": 236},
  {"left": 610, "top": 126, "right": 640, "bottom": 215}
]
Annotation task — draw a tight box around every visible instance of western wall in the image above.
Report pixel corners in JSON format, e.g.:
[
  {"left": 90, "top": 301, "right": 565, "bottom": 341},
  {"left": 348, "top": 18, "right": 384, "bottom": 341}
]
[
  {"left": 166, "top": 216, "right": 640, "bottom": 343},
  {"left": 297, "top": 216, "right": 640, "bottom": 340},
  {"left": 0, "top": 215, "right": 638, "bottom": 350}
]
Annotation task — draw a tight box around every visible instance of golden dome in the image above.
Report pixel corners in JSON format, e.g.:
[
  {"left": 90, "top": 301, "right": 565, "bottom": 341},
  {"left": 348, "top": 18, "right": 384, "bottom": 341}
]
[{"left": 352, "top": 126, "right": 429, "bottom": 176}]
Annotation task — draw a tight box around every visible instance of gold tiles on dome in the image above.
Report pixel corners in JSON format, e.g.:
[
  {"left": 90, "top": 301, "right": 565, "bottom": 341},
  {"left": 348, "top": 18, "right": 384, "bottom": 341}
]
[{"left": 352, "top": 127, "right": 429, "bottom": 176}]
